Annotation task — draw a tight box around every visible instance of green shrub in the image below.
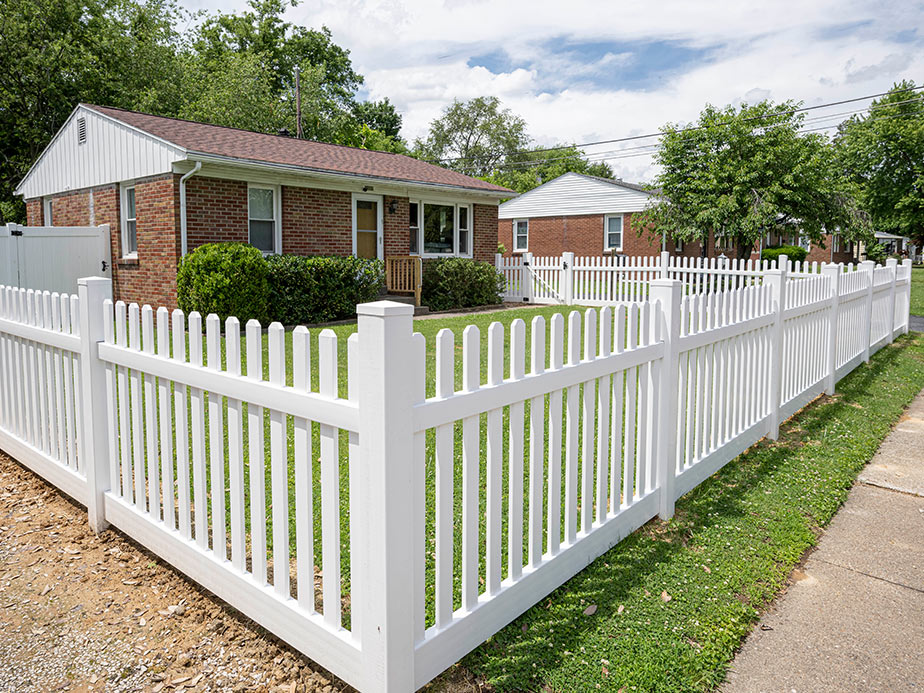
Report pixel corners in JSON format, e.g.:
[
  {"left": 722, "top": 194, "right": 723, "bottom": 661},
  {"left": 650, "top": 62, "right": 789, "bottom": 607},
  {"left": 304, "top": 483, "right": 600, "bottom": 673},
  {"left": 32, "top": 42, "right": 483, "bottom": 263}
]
[
  {"left": 865, "top": 243, "right": 887, "bottom": 263},
  {"left": 177, "top": 243, "right": 269, "bottom": 323},
  {"left": 421, "top": 258, "right": 505, "bottom": 311},
  {"left": 266, "top": 255, "right": 384, "bottom": 325},
  {"left": 761, "top": 244, "right": 807, "bottom": 264}
]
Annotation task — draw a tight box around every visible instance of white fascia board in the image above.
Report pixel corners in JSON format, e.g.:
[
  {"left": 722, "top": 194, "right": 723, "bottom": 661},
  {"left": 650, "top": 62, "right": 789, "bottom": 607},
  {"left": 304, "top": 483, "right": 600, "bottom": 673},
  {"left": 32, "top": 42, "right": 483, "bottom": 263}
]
[{"left": 177, "top": 153, "right": 507, "bottom": 204}]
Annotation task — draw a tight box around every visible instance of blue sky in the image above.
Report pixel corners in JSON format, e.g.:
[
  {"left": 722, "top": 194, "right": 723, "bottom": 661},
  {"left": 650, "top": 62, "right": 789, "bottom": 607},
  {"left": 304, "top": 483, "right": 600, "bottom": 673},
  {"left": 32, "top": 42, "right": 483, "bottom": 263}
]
[{"left": 186, "top": 0, "right": 924, "bottom": 182}]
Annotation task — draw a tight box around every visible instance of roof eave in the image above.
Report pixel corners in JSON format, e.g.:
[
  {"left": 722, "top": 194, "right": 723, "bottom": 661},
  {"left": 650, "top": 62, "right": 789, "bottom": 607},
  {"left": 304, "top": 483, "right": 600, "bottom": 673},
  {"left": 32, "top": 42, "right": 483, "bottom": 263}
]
[{"left": 183, "top": 151, "right": 514, "bottom": 199}]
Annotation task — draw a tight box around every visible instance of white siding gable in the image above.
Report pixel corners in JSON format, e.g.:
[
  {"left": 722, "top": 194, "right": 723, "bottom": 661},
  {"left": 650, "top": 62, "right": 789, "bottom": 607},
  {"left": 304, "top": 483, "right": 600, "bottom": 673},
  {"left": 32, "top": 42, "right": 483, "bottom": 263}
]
[
  {"left": 16, "top": 105, "right": 185, "bottom": 199},
  {"left": 498, "top": 172, "right": 652, "bottom": 219}
]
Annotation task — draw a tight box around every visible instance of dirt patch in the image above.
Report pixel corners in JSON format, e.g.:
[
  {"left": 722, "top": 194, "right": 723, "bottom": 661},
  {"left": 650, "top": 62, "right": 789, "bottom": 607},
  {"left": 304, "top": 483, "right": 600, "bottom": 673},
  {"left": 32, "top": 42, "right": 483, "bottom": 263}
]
[{"left": 0, "top": 451, "right": 353, "bottom": 693}]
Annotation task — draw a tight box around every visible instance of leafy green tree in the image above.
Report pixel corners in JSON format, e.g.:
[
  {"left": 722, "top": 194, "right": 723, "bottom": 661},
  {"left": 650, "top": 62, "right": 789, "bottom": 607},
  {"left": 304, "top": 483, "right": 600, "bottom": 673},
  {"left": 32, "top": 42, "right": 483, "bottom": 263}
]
[
  {"left": 835, "top": 80, "right": 924, "bottom": 246},
  {"left": 414, "top": 96, "right": 529, "bottom": 178},
  {"left": 484, "top": 145, "right": 615, "bottom": 194},
  {"left": 637, "top": 100, "right": 871, "bottom": 258},
  {"left": 353, "top": 98, "right": 403, "bottom": 140}
]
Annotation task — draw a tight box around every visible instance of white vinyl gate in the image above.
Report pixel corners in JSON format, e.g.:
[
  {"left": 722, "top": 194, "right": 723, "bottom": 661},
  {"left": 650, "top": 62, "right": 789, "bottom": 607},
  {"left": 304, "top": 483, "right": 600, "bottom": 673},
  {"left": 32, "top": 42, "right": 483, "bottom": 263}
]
[{"left": 0, "top": 224, "right": 111, "bottom": 295}]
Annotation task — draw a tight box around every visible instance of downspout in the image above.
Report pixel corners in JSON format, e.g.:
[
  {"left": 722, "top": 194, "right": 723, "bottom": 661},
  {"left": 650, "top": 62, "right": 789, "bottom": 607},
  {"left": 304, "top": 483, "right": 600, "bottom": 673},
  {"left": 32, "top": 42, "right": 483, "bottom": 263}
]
[{"left": 179, "top": 161, "right": 202, "bottom": 256}]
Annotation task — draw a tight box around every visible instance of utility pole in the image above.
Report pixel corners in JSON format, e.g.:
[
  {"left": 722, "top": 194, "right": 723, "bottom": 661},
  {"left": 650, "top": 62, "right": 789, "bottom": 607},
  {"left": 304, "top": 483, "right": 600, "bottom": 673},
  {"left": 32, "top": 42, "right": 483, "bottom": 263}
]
[{"left": 295, "top": 65, "right": 303, "bottom": 139}]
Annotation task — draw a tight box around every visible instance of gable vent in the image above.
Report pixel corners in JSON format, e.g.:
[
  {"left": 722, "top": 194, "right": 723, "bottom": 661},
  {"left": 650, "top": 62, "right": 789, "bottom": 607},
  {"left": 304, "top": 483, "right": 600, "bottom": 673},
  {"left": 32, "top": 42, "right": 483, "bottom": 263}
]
[{"left": 77, "top": 116, "right": 87, "bottom": 144}]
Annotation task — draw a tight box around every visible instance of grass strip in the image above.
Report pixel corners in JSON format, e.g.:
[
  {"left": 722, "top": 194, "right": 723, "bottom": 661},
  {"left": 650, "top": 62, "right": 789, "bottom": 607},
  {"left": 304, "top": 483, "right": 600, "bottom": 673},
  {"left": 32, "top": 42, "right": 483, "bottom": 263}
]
[
  {"left": 911, "top": 266, "right": 923, "bottom": 316},
  {"left": 461, "top": 332, "right": 924, "bottom": 693}
]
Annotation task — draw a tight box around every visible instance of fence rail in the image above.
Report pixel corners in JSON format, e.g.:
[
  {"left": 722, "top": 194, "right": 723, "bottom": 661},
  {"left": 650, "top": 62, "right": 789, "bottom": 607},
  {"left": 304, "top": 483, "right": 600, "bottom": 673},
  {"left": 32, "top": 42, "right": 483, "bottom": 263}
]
[{"left": 0, "top": 255, "right": 913, "bottom": 692}]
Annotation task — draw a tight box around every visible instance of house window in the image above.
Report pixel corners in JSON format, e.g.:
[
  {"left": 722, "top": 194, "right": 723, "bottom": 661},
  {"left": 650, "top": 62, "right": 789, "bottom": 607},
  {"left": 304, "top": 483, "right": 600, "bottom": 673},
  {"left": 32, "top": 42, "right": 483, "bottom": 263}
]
[
  {"left": 514, "top": 219, "right": 528, "bottom": 252},
  {"left": 604, "top": 214, "right": 623, "bottom": 252},
  {"left": 832, "top": 234, "right": 841, "bottom": 253},
  {"left": 248, "top": 185, "right": 278, "bottom": 254},
  {"left": 121, "top": 185, "right": 137, "bottom": 257},
  {"left": 675, "top": 237, "right": 684, "bottom": 253},
  {"left": 409, "top": 202, "right": 420, "bottom": 254},
  {"left": 458, "top": 205, "right": 470, "bottom": 256},
  {"left": 43, "top": 197, "right": 53, "bottom": 226},
  {"left": 423, "top": 203, "right": 455, "bottom": 255}
]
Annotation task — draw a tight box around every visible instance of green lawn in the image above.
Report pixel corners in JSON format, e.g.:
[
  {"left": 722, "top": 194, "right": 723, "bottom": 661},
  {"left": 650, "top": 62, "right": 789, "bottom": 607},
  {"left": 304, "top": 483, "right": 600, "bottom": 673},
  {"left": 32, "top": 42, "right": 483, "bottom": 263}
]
[
  {"left": 911, "top": 266, "right": 924, "bottom": 316},
  {"left": 454, "top": 333, "right": 924, "bottom": 692}
]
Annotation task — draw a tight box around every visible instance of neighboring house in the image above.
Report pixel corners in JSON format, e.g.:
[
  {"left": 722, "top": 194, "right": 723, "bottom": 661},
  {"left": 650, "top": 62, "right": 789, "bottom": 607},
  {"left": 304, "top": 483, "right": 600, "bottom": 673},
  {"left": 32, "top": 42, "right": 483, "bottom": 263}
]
[
  {"left": 496, "top": 172, "right": 855, "bottom": 265},
  {"left": 16, "top": 104, "right": 512, "bottom": 308},
  {"left": 497, "top": 172, "right": 674, "bottom": 258}
]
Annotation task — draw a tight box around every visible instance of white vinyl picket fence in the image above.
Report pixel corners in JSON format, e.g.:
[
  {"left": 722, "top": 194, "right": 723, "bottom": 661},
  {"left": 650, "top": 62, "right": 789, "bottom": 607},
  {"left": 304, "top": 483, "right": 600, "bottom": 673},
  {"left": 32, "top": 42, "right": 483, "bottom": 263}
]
[{"left": 0, "top": 255, "right": 913, "bottom": 693}]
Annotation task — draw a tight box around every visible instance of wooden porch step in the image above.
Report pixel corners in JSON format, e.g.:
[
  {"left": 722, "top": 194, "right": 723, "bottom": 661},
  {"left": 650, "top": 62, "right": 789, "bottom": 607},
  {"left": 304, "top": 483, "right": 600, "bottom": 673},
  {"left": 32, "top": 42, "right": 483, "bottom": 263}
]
[{"left": 383, "top": 294, "right": 429, "bottom": 315}]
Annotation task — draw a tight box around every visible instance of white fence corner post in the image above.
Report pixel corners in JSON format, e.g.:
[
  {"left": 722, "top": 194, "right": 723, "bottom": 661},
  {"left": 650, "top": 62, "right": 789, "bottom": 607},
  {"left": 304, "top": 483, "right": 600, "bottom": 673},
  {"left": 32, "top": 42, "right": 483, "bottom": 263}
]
[
  {"left": 765, "top": 258, "right": 787, "bottom": 440},
  {"left": 650, "top": 278, "right": 681, "bottom": 519},
  {"left": 860, "top": 260, "right": 875, "bottom": 362},
  {"left": 659, "top": 250, "right": 670, "bottom": 279},
  {"left": 523, "top": 251, "right": 534, "bottom": 303},
  {"left": 821, "top": 263, "right": 840, "bottom": 395},
  {"left": 902, "top": 259, "right": 913, "bottom": 335},
  {"left": 355, "top": 300, "right": 417, "bottom": 693},
  {"left": 77, "top": 276, "right": 113, "bottom": 533},
  {"left": 885, "top": 258, "right": 898, "bottom": 344},
  {"left": 562, "top": 252, "right": 575, "bottom": 305}
]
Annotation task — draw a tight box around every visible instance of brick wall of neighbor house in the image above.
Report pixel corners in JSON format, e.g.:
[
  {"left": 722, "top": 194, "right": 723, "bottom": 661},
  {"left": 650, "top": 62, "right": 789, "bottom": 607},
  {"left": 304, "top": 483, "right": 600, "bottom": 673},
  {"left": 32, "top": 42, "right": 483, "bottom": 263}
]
[
  {"left": 49, "top": 189, "right": 92, "bottom": 226},
  {"left": 282, "top": 186, "right": 353, "bottom": 256},
  {"left": 498, "top": 212, "right": 666, "bottom": 258},
  {"left": 473, "top": 204, "right": 498, "bottom": 264}
]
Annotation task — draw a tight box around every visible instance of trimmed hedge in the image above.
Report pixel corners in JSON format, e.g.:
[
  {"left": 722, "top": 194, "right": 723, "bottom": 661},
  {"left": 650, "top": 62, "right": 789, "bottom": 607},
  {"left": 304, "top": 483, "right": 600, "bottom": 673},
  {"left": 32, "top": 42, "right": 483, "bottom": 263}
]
[
  {"left": 421, "top": 258, "right": 505, "bottom": 312},
  {"left": 266, "top": 254, "right": 384, "bottom": 325},
  {"left": 176, "top": 244, "right": 384, "bottom": 326},
  {"left": 176, "top": 243, "right": 269, "bottom": 323},
  {"left": 761, "top": 244, "right": 808, "bottom": 264}
]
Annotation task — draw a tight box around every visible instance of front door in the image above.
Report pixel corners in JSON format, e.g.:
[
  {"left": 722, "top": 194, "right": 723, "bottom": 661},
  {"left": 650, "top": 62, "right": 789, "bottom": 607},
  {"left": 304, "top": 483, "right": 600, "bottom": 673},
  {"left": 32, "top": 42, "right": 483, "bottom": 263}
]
[{"left": 353, "top": 194, "right": 383, "bottom": 260}]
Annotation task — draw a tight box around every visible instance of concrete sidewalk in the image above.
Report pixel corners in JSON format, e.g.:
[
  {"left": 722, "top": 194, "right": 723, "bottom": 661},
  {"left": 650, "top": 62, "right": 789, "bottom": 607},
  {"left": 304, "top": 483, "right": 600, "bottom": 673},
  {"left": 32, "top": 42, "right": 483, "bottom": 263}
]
[{"left": 723, "top": 389, "right": 924, "bottom": 693}]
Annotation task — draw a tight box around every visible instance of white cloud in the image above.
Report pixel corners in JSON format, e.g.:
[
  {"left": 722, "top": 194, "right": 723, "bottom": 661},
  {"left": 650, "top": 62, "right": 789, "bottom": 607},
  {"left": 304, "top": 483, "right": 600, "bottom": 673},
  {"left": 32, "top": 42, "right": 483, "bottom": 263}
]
[{"left": 186, "top": 0, "right": 924, "bottom": 182}]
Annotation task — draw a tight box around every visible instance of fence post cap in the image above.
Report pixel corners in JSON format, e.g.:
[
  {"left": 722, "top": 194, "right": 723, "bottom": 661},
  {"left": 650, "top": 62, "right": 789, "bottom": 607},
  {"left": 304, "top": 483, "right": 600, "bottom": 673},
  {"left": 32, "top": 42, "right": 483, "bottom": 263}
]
[
  {"left": 77, "top": 276, "right": 111, "bottom": 287},
  {"left": 649, "top": 277, "right": 681, "bottom": 289},
  {"left": 885, "top": 257, "right": 898, "bottom": 267},
  {"left": 356, "top": 300, "right": 415, "bottom": 317}
]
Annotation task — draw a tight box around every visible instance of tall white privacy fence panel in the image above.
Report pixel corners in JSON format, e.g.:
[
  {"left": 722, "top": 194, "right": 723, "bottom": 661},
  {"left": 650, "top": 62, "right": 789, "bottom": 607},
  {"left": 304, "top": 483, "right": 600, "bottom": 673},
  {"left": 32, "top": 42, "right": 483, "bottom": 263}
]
[{"left": 0, "top": 255, "right": 913, "bottom": 693}]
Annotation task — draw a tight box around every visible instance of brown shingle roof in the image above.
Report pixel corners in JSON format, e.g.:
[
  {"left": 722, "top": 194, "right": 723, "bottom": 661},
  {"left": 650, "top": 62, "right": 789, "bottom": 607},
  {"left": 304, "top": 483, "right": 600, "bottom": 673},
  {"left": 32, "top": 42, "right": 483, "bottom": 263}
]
[{"left": 85, "top": 104, "right": 513, "bottom": 195}]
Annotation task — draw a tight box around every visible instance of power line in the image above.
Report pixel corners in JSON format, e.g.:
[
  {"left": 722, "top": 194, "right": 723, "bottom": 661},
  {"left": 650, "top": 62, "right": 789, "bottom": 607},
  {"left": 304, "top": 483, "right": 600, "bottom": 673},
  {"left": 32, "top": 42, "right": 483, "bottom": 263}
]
[
  {"left": 433, "top": 84, "right": 924, "bottom": 166},
  {"left": 488, "top": 94, "right": 924, "bottom": 171}
]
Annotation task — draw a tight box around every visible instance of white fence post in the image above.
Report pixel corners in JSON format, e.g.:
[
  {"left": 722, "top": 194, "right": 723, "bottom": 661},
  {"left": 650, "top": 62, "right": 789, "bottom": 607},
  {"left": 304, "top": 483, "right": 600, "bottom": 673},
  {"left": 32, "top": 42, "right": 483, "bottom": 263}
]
[
  {"left": 660, "top": 250, "right": 670, "bottom": 279},
  {"left": 902, "top": 259, "right": 913, "bottom": 335},
  {"left": 77, "top": 276, "right": 113, "bottom": 533},
  {"left": 860, "top": 260, "right": 875, "bottom": 362},
  {"left": 822, "top": 263, "right": 840, "bottom": 395},
  {"left": 885, "top": 258, "right": 898, "bottom": 344},
  {"left": 561, "top": 252, "right": 575, "bottom": 305},
  {"left": 523, "top": 251, "right": 534, "bottom": 304},
  {"left": 355, "top": 300, "right": 416, "bottom": 693},
  {"left": 765, "top": 256, "right": 787, "bottom": 440},
  {"left": 650, "top": 278, "right": 681, "bottom": 519}
]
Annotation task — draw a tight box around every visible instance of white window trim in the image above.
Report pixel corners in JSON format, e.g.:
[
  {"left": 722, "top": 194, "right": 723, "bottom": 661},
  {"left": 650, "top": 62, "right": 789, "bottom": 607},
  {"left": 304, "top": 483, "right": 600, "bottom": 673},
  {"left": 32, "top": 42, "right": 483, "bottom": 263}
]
[
  {"left": 410, "top": 198, "right": 475, "bottom": 259},
  {"left": 247, "top": 183, "right": 282, "bottom": 255},
  {"left": 120, "top": 183, "right": 137, "bottom": 259},
  {"left": 513, "top": 218, "right": 529, "bottom": 254},
  {"left": 351, "top": 192, "right": 384, "bottom": 260},
  {"left": 604, "top": 213, "right": 624, "bottom": 253},
  {"left": 408, "top": 200, "right": 420, "bottom": 255},
  {"left": 43, "top": 197, "right": 53, "bottom": 227}
]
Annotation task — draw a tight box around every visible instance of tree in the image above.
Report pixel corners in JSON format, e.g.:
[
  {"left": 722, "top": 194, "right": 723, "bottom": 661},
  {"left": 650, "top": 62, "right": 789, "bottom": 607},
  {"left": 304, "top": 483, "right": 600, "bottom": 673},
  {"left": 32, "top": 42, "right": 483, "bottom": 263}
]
[
  {"left": 835, "top": 80, "right": 924, "bottom": 246},
  {"left": 637, "top": 100, "right": 871, "bottom": 258},
  {"left": 414, "top": 97, "right": 529, "bottom": 178},
  {"left": 353, "top": 98, "right": 402, "bottom": 140},
  {"left": 484, "top": 145, "right": 615, "bottom": 195}
]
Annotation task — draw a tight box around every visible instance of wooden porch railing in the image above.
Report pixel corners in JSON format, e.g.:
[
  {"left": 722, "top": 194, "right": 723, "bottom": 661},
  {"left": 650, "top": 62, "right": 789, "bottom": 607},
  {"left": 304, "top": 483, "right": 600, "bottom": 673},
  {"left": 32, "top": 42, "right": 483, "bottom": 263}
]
[{"left": 385, "top": 255, "right": 422, "bottom": 307}]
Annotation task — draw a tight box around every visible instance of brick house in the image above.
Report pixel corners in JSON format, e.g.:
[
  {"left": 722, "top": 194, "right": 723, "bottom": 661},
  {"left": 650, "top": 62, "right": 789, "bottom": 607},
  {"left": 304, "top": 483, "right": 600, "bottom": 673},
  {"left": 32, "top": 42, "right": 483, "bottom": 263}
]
[
  {"left": 16, "top": 104, "right": 512, "bottom": 308},
  {"left": 497, "top": 171, "right": 855, "bottom": 264}
]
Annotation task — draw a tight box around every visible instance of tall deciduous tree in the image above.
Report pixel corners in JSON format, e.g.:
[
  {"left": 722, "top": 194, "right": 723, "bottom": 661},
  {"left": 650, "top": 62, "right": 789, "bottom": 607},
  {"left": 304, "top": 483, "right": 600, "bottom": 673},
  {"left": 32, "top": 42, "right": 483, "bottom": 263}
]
[
  {"left": 835, "top": 81, "right": 924, "bottom": 246},
  {"left": 414, "top": 97, "right": 529, "bottom": 178},
  {"left": 637, "top": 100, "right": 871, "bottom": 258}
]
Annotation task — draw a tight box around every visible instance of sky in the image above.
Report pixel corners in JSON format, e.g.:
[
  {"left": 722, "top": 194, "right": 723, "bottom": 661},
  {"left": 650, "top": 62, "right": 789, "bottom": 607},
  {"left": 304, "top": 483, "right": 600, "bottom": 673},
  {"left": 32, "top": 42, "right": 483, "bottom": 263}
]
[{"left": 184, "top": 0, "right": 924, "bottom": 183}]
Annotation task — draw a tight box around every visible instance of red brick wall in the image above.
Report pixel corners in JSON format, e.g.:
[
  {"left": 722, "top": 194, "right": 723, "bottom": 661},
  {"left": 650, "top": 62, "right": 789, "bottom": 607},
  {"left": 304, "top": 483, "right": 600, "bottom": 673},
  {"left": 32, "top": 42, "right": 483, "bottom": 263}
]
[
  {"left": 498, "top": 212, "right": 664, "bottom": 258},
  {"left": 281, "top": 186, "right": 352, "bottom": 255},
  {"left": 473, "top": 204, "right": 498, "bottom": 264},
  {"left": 186, "top": 176, "right": 248, "bottom": 250},
  {"left": 383, "top": 195, "right": 411, "bottom": 257},
  {"left": 50, "top": 190, "right": 92, "bottom": 226},
  {"left": 25, "top": 199, "right": 43, "bottom": 226}
]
